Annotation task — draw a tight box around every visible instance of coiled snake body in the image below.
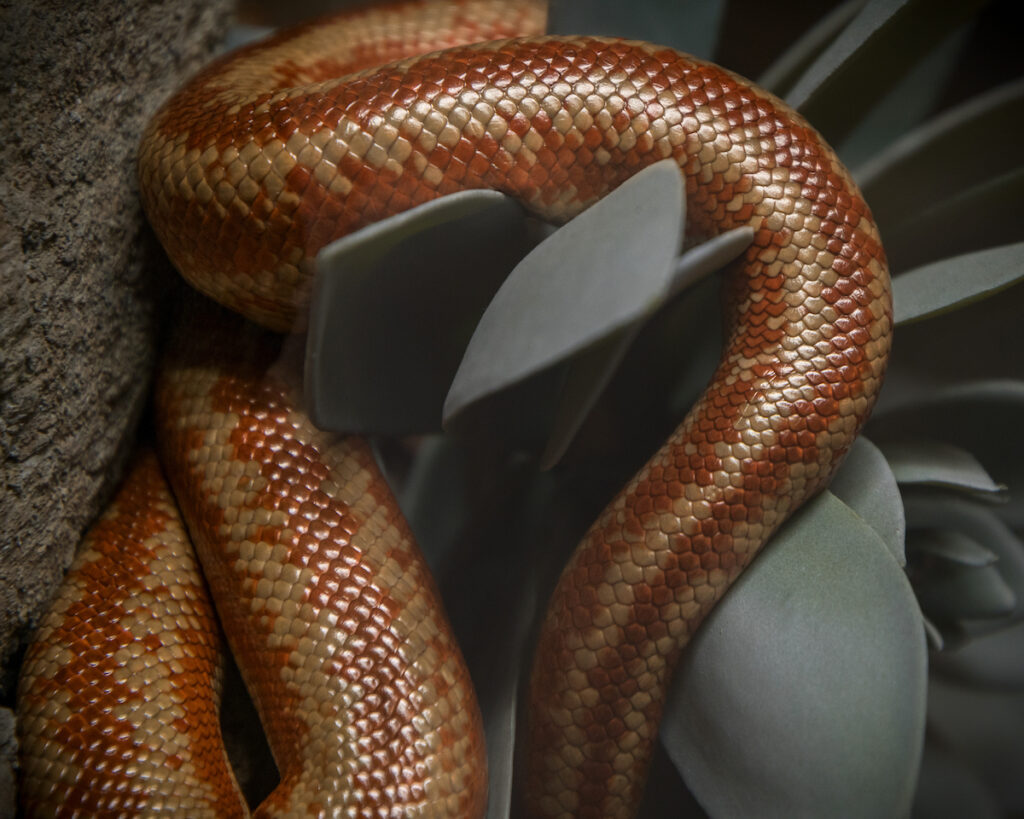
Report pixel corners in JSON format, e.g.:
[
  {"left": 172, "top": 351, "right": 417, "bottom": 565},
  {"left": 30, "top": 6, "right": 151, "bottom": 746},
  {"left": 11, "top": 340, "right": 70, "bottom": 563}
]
[{"left": 16, "top": 1, "right": 892, "bottom": 816}]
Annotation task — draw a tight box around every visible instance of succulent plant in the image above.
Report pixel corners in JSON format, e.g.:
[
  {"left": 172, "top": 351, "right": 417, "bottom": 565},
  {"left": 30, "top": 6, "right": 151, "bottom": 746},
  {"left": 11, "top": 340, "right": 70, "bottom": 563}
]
[{"left": 199, "top": 0, "right": 1024, "bottom": 815}]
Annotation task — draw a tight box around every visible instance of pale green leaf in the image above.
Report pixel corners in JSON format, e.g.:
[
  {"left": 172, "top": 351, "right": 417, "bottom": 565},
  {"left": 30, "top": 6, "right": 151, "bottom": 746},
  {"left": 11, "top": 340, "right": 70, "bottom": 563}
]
[
  {"left": 892, "top": 243, "right": 1024, "bottom": 325},
  {"left": 397, "top": 438, "right": 551, "bottom": 818},
  {"left": 922, "top": 615, "right": 945, "bottom": 651},
  {"left": 661, "top": 492, "right": 926, "bottom": 818},
  {"left": 540, "top": 327, "right": 636, "bottom": 471},
  {"left": 907, "top": 529, "right": 996, "bottom": 568},
  {"left": 926, "top": 676, "right": 1024, "bottom": 812},
  {"left": 856, "top": 79, "right": 1024, "bottom": 229},
  {"left": 876, "top": 287, "right": 1024, "bottom": 417},
  {"left": 932, "top": 620, "right": 1024, "bottom": 689},
  {"left": 444, "top": 160, "right": 685, "bottom": 426},
  {"left": 913, "top": 743, "right": 1002, "bottom": 819},
  {"left": 539, "top": 227, "right": 752, "bottom": 469},
  {"left": 913, "top": 562, "right": 1016, "bottom": 623},
  {"left": 882, "top": 168, "right": 1024, "bottom": 273},
  {"left": 881, "top": 438, "right": 1006, "bottom": 494},
  {"left": 225, "top": 23, "right": 272, "bottom": 50},
  {"left": 395, "top": 435, "right": 470, "bottom": 571},
  {"left": 834, "top": 23, "right": 965, "bottom": 169},
  {"left": 667, "top": 227, "right": 754, "bottom": 298},
  {"left": 902, "top": 490, "right": 1024, "bottom": 630},
  {"left": 307, "top": 190, "right": 528, "bottom": 434},
  {"left": 546, "top": 0, "right": 725, "bottom": 59},
  {"left": 786, "top": 0, "right": 984, "bottom": 142},
  {"left": 870, "top": 381, "right": 1024, "bottom": 528},
  {"left": 830, "top": 435, "right": 906, "bottom": 563},
  {"left": 757, "top": 0, "right": 864, "bottom": 96},
  {"left": 482, "top": 659, "right": 521, "bottom": 819}
]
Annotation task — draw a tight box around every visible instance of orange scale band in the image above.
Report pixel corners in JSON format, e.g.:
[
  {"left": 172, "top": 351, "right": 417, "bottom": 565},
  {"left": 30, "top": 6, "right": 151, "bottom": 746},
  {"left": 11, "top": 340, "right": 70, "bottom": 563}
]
[
  {"left": 16, "top": 451, "right": 248, "bottom": 818},
  {"left": 25, "top": 0, "right": 892, "bottom": 816},
  {"left": 154, "top": 305, "right": 487, "bottom": 817}
]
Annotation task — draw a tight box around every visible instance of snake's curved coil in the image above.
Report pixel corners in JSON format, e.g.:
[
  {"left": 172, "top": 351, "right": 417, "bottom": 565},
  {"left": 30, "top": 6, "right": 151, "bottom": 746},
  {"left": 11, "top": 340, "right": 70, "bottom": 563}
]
[{"left": 18, "top": 0, "right": 891, "bottom": 816}]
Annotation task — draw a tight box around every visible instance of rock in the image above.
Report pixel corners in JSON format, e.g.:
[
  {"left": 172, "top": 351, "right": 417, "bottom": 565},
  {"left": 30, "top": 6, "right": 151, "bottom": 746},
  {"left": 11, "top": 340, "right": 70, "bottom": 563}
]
[
  {"left": 0, "top": 708, "right": 14, "bottom": 818},
  {"left": 0, "top": 0, "right": 233, "bottom": 682}
]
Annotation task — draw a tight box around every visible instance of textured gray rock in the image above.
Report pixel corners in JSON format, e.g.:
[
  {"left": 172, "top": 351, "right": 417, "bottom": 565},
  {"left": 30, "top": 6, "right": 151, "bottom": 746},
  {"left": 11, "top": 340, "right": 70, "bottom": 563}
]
[
  {"left": 0, "top": 707, "right": 13, "bottom": 818},
  {"left": 0, "top": 0, "right": 233, "bottom": 687}
]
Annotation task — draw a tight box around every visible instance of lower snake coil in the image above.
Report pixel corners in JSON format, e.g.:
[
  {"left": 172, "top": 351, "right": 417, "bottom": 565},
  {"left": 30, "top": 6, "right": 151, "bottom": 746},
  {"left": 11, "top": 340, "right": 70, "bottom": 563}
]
[{"left": 16, "top": 0, "right": 893, "bottom": 816}]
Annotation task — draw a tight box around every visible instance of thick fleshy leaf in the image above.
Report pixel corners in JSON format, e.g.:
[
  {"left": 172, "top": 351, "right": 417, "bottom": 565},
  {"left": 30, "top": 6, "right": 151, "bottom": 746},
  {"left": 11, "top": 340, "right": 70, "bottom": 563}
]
[
  {"left": 306, "top": 191, "right": 529, "bottom": 434},
  {"left": 881, "top": 167, "right": 1024, "bottom": 273},
  {"left": 665, "top": 277, "right": 725, "bottom": 418},
  {"left": 667, "top": 227, "right": 755, "bottom": 298},
  {"left": 891, "top": 243, "right": 1024, "bottom": 325},
  {"left": 539, "top": 327, "right": 637, "bottom": 471},
  {"left": 395, "top": 435, "right": 471, "bottom": 571},
  {"left": 922, "top": 615, "right": 945, "bottom": 651},
  {"left": 913, "top": 743, "right": 1002, "bottom": 819},
  {"left": 546, "top": 0, "right": 725, "bottom": 59},
  {"left": 926, "top": 676, "right": 1024, "bottom": 814},
  {"left": 879, "top": 278, "right": 1024, "bottom": 406},
  {"left": 785, "top": 0, "right": 984, "bottom": 142},
  {"left": 834, "top": 21, "right": 965, "bottom": 169},
  {"left": 661, "top": 491, "right": 926, "bottom": 818},
  {"left": 880, "top": 438, "right": 1006, "bottom": 495},
  {"left": 225, "top": 23, "right": 272, "bottom": 50},
  {"left": 482, "top": 668, "right": 519, "bottom": 819},
  {"left": 444, "top": 160, "right": 685, "bottom": 425},
  {"left": 912, "top": 560, "right": 1016, "bottom": 624},
  {"left": 467, "top": 467, "right": 615, "bottom": 818},
  {"left": 907, "top": 529, "right": 996, "bottom": 568},
  {"left": 757, "top": 0, "right": 864, "bottom": 96},
  {"left": 829, "top": 435, "right": 906, "bottom": 563},
  {"left": 855, "top": 79, "right": 1024, "bottom": 230},
  {"left": 932, "top": 620, "right": 1024, "bottom": 689},
  {"left": 395, "top": 434, "right": 551, "bottom": 818},
  {"left": 539, "top": 227, "right": 753, "bottom": 469},
  {"left": 635, "top": 746, "right": 706, "bottom": 818},
  {"left": 902, "top": 490, "right": 1024, "bottom": 630},
  {"left": 784, "top": 0, "right": 908, "bottom": 111},
  {"left": 870, "top": 381, "right": 1024, "bottom": 528}
]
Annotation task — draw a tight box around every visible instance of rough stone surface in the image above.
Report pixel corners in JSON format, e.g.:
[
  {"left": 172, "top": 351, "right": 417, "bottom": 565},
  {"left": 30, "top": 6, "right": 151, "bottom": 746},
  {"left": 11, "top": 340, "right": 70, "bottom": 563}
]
[
  {"left": 0, "top": 0, "right": 232, "bottom": 692},
  {"left": 0, "top": 708, "right": 13, "bottom": 818}
]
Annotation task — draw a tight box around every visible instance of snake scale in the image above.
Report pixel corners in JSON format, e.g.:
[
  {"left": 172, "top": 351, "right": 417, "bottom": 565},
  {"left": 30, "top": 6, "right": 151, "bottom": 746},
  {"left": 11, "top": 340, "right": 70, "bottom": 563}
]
[{"left": 16, "top": 0, "right": 892, "bottom": 816}]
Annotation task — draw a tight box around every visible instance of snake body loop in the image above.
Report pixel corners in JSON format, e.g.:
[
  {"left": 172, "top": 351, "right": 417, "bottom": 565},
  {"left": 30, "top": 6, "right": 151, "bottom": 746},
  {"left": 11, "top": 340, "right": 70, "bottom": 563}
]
[
  {"left": 155, "top": 302, "right": 488, "bottom": 816},
  {"left": 17, "top": 1, "right": 892, "bottom": 816},
  {"left": 16, "top": 451, "right": 248, "bottom": 817}
]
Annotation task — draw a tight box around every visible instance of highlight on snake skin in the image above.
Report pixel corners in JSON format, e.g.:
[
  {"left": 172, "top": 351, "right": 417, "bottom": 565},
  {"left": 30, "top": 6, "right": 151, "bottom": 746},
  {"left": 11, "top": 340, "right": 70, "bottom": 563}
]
[{"left": 16, "top": 0, "right": 892, "bottom": 816}]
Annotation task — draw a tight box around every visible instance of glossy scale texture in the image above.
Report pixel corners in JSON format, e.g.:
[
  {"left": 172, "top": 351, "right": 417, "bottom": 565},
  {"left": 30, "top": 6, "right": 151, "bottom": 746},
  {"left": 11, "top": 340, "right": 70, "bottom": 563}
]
[
  {"left": 141, "top": 15, "right": 892, "bottom": 813},
  {"left": 155, "top": 304, "right": 487, "bottom": 817},
  {"left": 16, "top": 451, "right": 247, "bottom": 817},
  {"left": 139, "top": 0, "right": 549, "bottom": 331},
  {"left": 23, "top": 0, "right": 892, "bottom": 816},
  {"left": 20, "top": 2, "right": 542, "bottom": 817}
]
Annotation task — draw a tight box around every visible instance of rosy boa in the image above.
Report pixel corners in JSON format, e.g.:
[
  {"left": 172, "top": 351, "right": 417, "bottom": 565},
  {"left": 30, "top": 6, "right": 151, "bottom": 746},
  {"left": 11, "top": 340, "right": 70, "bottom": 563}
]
[{"left": 17, "top": 0, "right": 892, "bottom": 816}]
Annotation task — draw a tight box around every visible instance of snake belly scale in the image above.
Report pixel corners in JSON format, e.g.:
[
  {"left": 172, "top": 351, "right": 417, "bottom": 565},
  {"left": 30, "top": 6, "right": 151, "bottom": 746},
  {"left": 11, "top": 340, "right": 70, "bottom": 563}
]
[{"left": 16, "top": 1, "right": 892, "bottom": 817}]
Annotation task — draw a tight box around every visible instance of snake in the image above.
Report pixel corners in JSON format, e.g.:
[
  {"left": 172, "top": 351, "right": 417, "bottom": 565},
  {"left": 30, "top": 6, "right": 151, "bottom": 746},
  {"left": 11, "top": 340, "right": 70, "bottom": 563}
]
[{"left": 16, "top": 0, "right": 893, "bottom": 816}]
